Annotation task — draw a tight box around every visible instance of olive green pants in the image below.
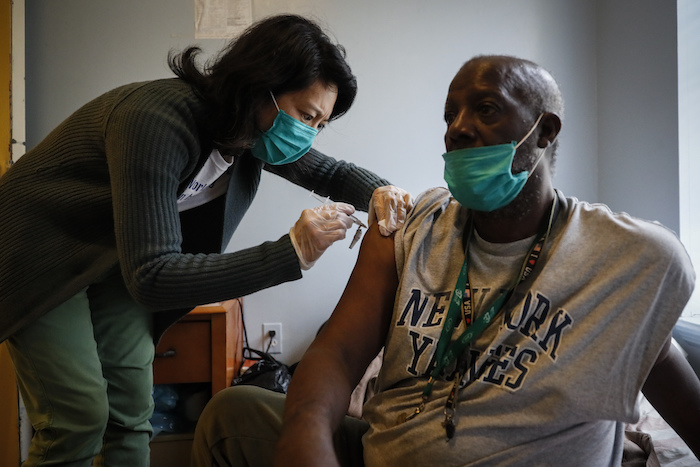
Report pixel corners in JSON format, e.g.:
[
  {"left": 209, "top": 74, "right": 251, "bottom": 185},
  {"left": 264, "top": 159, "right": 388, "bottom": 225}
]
[
  {"left": 191, "top": 385, "right": 368, "bottom": 467},
  {"left": 6, "top": 269, "right": 155, "bottom": 467}
]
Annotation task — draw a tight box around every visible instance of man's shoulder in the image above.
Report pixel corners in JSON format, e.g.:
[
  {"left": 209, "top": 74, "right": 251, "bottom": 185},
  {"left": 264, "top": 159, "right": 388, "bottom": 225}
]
[
  {"left": 395, "top": 187, "right": 466, "bottom": 260},
  {"left": 560, "top": 193, "right": 692, "bottom": 268},
  {"left": 564, "top": 195, "right": 678, "bottom": 239},
  {"left": 408, "top": 187, "right": 459, "bottom": 222}
]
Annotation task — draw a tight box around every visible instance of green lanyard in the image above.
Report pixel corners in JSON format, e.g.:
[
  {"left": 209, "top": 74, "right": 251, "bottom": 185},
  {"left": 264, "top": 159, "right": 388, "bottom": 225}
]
[{"left": 397, "top": 197, "right": 557, "bottom": 437}]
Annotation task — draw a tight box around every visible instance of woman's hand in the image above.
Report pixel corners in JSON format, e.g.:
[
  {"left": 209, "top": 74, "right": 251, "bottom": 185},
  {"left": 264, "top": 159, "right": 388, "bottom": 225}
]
[
  {"left": 368, "top": 185, "right": 414, "bottom": 236},
  {"left": 289, "top": 202, "right": 355, "bottom": 269}
]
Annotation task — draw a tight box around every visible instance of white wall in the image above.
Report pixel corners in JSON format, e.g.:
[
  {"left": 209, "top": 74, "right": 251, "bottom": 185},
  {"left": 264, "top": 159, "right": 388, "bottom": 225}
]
[
  {"left": 596, "top": 0, "right": 680, "bottom": 232},
  {"left": 25, "top": 0, "right": 678, "bottom": 363}
]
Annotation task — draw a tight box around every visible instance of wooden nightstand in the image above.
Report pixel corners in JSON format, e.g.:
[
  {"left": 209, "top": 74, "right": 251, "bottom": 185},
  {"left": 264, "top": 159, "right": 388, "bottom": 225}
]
[{"left": 150, "top": 299, "right": 244, "bottom": 466}]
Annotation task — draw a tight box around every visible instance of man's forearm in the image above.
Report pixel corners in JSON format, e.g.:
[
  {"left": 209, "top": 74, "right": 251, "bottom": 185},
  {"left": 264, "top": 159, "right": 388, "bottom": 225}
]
[
  {"left": 273, "top": 225, "right": 396, "bottom": 466},
  {"left": 643, "top": 341, "right": 700, "bottom": 458},
  {"left": 273, "top": 345, "right": 358, "bottom": 467}
]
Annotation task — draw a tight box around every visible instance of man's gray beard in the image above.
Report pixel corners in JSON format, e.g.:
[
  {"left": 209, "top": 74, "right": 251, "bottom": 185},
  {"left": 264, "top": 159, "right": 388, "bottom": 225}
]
[{"left": 481, "top": 140, "right": 543, "bottom": 223}]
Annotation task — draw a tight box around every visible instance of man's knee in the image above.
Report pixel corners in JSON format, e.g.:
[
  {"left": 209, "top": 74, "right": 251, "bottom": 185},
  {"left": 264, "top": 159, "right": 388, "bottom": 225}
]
[
  {"left": 199, "top": 385, "right": 285, "bottom": 435},
  {"left": 192, "top": 385, "right": 286, "bottom": 467}
]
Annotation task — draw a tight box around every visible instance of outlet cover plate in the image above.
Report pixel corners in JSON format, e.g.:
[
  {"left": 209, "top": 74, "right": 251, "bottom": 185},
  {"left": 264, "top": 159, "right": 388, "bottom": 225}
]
[{"left": 263, "top": 322, "right": 282, "bottom": 354}]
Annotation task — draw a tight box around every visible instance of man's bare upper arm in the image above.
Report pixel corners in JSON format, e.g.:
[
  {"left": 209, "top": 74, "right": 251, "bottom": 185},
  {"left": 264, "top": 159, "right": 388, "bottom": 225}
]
[{"left": 315, "top": 224, "right": 399, "bottom": 384}]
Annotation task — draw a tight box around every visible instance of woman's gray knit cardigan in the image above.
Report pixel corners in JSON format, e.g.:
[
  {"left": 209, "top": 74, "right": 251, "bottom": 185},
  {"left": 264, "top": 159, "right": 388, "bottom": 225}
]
[{"left": 0, "top": 78, "right": 388, "bottom": 342}]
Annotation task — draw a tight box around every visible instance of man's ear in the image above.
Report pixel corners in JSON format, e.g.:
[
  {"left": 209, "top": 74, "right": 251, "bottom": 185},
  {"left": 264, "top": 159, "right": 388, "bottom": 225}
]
[{"left": 537, "top": 112, "right": 562, "bottom": 147}]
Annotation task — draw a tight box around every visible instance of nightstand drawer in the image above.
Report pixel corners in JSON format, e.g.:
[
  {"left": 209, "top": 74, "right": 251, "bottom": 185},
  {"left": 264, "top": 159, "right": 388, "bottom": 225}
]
[
  {"left": 150, "top": 300, "right": 244, "bottom": 467},
  {"left": 153, "top": 319, "right": 212, "bottom": 384}
]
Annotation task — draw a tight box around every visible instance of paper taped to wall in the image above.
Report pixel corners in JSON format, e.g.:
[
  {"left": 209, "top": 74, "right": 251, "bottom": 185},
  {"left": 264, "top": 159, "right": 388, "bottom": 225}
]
[{"left": 194, "top": 0, "right": 253, "bottom": 39}]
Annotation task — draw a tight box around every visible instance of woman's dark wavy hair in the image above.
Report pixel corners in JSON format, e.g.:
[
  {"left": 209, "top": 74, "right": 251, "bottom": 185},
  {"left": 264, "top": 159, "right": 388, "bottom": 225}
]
[{"left": 168, "top": 14, "right": 357, "bottom": 155}]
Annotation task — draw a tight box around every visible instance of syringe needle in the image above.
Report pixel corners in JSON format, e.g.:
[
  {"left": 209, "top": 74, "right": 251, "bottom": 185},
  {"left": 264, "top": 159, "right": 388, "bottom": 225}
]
[
  {"left": 349, "top": 226, "right": 363, "bottom": 249},
  {"left": 311, "top": 190, "right": 367, "bottom": 228}
]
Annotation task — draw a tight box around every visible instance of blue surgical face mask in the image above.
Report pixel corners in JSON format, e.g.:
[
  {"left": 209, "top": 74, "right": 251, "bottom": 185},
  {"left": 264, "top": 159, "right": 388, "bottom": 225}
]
[
  {"left": 251, "top": 92, "right": 319, "bottom": 165},
  {"left": 442, "top": 114, "right": 546, "bottom": 212}
]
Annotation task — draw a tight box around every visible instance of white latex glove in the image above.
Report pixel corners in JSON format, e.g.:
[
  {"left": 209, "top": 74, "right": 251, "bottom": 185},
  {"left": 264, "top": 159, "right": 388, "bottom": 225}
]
[
  {"left": 367, "top": 186, "right": 415, "bottom": 236},
  {"left": 289, "top": 202, "right": 355, "bottom": 270}
]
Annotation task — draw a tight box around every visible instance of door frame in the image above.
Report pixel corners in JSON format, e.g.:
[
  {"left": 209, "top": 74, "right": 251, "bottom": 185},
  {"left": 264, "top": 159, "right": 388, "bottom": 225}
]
[{"left": 1, "top": 2, "right": 25, "bottom": 465}]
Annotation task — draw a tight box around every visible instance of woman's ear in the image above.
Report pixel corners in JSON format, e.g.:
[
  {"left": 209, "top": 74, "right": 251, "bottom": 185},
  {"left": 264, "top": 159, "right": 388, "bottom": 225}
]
[{"left": 538, "top": 112, "right": 562, "bottom": 147}]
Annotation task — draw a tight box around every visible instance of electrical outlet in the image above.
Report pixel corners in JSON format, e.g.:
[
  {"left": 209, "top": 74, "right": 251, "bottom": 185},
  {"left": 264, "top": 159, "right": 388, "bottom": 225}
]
[{"left": 263, "top": 322, "right": 282, "bottom": 354}]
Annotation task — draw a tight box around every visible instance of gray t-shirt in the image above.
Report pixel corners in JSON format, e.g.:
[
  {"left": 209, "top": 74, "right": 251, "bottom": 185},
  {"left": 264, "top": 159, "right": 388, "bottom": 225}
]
[{"left": 361, "top": 188, "right": 694, "bottom": 467}]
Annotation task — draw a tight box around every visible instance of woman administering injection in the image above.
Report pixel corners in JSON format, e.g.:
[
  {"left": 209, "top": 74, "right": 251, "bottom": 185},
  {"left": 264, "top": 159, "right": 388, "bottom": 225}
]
[{"left": 0, "top": 14, "right": 411, "bottom": 466}]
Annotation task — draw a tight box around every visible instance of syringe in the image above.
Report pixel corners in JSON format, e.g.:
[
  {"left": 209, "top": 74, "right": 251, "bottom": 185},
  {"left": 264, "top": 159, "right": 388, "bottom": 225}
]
[
  {"left": 309, "top": 191, "right": 368, "bottom": 228},
  {"left": 310, "top": 191, "right": 366, "bottom": 248}
]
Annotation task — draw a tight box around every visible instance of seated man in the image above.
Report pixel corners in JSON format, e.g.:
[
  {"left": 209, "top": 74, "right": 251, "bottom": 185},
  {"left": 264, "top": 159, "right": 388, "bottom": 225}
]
[{"left": 191, "top": 55, "right": 700, "bottom": 466}]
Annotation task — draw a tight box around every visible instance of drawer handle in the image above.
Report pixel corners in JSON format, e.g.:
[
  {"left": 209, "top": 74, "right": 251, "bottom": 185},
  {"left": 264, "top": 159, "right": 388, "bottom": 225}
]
[{"left": 155, "top": 349, "right": 177, "bottom": 358}]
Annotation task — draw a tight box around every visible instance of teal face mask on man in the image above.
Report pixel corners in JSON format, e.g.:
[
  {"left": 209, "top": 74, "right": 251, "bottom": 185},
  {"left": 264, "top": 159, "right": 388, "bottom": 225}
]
[
  {"left": 251, "top": 92, "right": 319, "bottom": 165},
  {"left": 442, "top": 114, "right": 546, "bottom": 212}
]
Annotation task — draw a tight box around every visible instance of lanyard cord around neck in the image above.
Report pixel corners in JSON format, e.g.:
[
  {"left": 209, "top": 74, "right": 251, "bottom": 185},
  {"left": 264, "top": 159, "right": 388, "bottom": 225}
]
[{"left": 396, "top": 195, "right": 558, "bottom": 435}]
